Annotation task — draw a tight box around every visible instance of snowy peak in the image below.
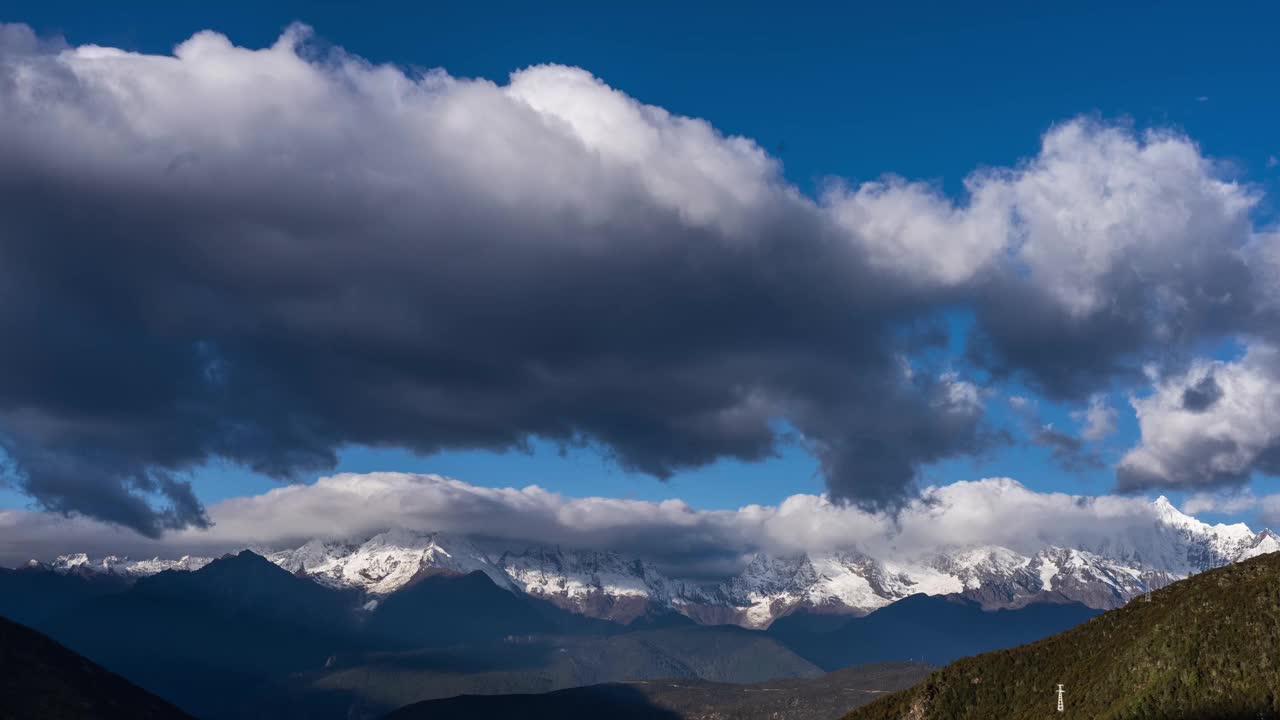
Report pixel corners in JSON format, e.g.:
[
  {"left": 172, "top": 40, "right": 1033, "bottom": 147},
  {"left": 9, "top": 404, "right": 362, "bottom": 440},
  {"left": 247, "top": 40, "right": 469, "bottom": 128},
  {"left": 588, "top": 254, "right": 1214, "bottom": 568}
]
[
  {"left": 1152, "top": 495, "right": 1194, "bottom": 528},
  {"left": 1239, "top": 529, "right": 1280, "bottom": 560},
  {"left": 47, "top": 553, "right": 210, "bottom": 577},
  {"left": 25, "top": 494, "right": 1280, "bottom": 630},
  {"left": 265, "top": 530, "right": 510, "bottom": 595}
]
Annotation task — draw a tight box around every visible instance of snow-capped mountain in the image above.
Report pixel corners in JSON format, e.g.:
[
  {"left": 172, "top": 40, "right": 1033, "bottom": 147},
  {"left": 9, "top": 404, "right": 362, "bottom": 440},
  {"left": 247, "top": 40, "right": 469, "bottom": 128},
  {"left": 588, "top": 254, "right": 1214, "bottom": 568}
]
[
  {"left": 38, "top": 553, "right": 212, "bottom": 577},
  {"left": 265, "top": 530, "right": 513, "bottom": 595},
  {"left": 30, "top": 496, "right": 1278, "bottom": 629}
]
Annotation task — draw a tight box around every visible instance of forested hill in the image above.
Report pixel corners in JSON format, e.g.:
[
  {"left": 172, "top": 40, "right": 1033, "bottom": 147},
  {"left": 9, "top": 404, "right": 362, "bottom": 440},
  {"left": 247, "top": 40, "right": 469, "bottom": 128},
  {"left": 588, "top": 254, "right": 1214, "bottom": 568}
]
[{"left": 843, "top": 550, "right": 1280, "bottom": 720}]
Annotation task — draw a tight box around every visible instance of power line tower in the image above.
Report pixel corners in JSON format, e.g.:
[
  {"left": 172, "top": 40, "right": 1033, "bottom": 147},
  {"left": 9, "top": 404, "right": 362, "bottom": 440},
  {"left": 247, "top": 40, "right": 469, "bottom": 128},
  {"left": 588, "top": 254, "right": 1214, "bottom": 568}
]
[{"left": 1057, "top": 684, "right": 1065, "bottom": 712}]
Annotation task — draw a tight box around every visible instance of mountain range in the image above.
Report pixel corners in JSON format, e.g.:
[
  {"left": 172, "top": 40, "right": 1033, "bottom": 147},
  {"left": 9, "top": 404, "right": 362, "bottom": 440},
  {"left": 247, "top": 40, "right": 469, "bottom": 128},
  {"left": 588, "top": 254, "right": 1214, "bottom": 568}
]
[
  {"left": 3, "top": 547, "right": 1094, "bottom": 720},
  {"left": 29, "top": 496, "right": 1280, "bottom": 629}
]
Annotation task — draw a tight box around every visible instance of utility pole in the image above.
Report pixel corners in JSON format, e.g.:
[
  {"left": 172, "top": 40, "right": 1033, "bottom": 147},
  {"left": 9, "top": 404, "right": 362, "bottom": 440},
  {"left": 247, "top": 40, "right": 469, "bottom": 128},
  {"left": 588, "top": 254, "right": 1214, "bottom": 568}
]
[{"left": 1057, "top": 684, "right": 1065, "bottom": 712}]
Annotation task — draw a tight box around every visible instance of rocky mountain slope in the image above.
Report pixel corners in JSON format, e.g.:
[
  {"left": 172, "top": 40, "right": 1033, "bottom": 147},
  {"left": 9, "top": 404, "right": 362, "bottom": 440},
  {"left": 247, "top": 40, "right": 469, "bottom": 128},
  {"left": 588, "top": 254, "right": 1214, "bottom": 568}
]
[
  {"left": 29, "top": 496, "right": 1279, "bottom": 628},
  {"left": 842, "top": 548, "right": 1280, "bottom": 720}
]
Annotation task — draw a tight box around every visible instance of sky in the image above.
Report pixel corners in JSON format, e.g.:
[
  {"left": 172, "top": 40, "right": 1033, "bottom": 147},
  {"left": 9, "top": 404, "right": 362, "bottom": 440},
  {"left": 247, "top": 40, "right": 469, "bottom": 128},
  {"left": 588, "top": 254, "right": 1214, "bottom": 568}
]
[{"left": 2, "top": 1, "right": 1280, "bottom": 560}]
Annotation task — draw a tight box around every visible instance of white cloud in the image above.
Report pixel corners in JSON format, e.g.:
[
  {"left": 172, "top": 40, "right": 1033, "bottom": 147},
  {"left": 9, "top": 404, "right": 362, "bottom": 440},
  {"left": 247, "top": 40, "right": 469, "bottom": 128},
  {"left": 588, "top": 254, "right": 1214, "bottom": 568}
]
[
  {"left": 1181, "top": 491, "right": 1260, "bottom": 516},
  {"left": 1119, "top": 343, "right": 1280, "bottom": 490},
  {"left": 825, "top": 120, "right": 1256, "bottom": 315},
  {"left": 0, "top": 473, "right": 1220, "bottom": 578},
  {"left": 1073, "top": 394, "right": 1118, "bottom": 442}
]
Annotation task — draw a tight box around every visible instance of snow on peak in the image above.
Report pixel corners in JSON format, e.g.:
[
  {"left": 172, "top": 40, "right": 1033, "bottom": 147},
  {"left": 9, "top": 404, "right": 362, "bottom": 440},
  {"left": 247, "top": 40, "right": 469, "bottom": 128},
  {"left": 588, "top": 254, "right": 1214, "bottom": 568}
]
[
  {"left": 1152, "top": 495, "right": 1198, "bottom": 529},
  {"left": 265, "top": 529, "right": 508, "bottom": 594},
  {"left": 24, "top": 496, "right": 1280, "bottom": 630},
  {"left": 45, "top": 553, "right": 210, "bottom": 576}
]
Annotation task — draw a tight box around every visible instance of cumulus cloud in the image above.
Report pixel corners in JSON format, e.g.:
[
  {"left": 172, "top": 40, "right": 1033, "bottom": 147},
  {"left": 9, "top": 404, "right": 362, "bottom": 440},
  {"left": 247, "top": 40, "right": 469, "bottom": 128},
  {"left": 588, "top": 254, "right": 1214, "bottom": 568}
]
[
  {"left": 969, "top": 122, "right": 1258, "bottom": 398},
  {"left": 0, "top": 472, "right": 1204, "bottom": 577},
  {"left": 0, "top": 23, "right": 994, "bottom": 532},
  {"left": 0, "top": 23, "right": 1274, "bottom": 534},
  {"left": 1119, "top": 344, "right": 1280, "bottom": 491}
]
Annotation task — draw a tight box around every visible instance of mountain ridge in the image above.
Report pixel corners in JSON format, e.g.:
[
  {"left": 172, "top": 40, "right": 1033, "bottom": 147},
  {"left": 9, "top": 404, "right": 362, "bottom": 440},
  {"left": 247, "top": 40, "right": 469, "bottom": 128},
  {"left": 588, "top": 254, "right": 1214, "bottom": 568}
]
[{"left": 25, "top": 495, "right": 1279, "bottom": 629}]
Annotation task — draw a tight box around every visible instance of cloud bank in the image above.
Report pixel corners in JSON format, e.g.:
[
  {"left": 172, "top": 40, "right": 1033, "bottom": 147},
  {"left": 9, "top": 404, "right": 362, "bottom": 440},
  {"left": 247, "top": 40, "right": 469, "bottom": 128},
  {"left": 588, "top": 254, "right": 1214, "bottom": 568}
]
[
  {"left": 0, "top": 23, "right": 1277, "bottom": 534},
  {"left": 3, "top": 472, "right": 1264, "bottom": 579}
]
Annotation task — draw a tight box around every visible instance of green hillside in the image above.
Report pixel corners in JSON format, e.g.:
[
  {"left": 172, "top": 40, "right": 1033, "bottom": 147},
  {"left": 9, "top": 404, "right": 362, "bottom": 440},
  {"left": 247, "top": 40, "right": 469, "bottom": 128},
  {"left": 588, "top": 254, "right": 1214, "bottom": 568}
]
[{"left": 844, "top": 551, "right": 1280, "bottom": 720}]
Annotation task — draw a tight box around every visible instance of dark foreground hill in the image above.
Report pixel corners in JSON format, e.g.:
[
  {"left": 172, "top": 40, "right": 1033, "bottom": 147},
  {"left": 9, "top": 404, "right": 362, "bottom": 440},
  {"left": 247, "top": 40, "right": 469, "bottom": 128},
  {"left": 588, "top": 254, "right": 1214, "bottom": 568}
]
[
  {"left": 770, "top": 593, "right": 1099, "bottom": 670},
  {"left": 843, "top": 550, "right": 1280, "bottom": 720},
  {"left": 384, "top": 661, "right": 933, "bottom": 720},
  {"left": 0, "top": 615, "right": 194, "bottom": 720}
]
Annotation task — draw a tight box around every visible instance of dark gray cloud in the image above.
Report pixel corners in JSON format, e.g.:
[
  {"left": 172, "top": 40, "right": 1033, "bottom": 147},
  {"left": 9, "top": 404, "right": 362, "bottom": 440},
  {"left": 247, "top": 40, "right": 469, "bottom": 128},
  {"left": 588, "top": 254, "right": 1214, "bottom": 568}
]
[
  {"left": 1007, "top": 397, "right": 1104, "bottom": 473},
  {"left": 0, "top": 25, "right": 1273, "bottom": 535},
  {"left": 0, "top": 24, "right": 998, "bottom": 535},
  {"left": 1181, "top": 374, "right": 1224, "bottom": 412},
  {"left": 1033, "top": 426, "right": 1105, "bottom": 473}
]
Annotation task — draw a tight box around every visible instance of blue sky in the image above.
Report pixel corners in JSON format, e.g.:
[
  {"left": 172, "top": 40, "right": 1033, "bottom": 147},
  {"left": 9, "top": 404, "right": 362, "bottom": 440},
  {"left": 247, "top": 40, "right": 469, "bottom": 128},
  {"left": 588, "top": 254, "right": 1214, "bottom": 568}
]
[{"left": 5, "top": 1, "right": 1280, "bottom": 524}]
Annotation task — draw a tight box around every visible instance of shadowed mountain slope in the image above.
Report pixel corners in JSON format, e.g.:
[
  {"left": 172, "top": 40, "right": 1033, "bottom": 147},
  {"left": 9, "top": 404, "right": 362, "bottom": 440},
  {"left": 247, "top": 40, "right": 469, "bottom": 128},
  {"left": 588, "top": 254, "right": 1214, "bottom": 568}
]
[
  {"left": 0, "top": 615, "right": 194, "bottom": 720},
  {"left": 770, "top": 593, "right": 1099, "bottom": 670}
]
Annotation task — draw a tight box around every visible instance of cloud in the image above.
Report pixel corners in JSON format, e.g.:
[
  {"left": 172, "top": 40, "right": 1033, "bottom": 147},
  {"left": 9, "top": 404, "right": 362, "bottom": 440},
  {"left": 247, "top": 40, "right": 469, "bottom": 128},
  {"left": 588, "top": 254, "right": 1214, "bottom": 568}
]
[
  {"left": 1119, "top": 343, "right": 1280, "bottom": 491},
  {"left": 1180, "top": 374, "right": 1224, "bottom": 412},
  {"left": 0, "top": 473, "right": 1214, "bottom": 578},
  {"left": 1072, "top": 394, "right": 1118, "bottom": 442},
  {"left": 0, "top": 24, "right": 996, "bottom": 532},
  {"left": 968, "top": 121, "right": 1258, "bottom": 398},
  {"left": 1262, "top": 495, "right": 1280, "bottom": 527},
  {"left": 0, "top": 24, "right": 1273, "bottom": 533},
  {"left": 1180, "top": 491, "right": 1260, "bottom": 516},
  {"left": 1007, "top": 397, "right": 1104, "bottom": 472}
]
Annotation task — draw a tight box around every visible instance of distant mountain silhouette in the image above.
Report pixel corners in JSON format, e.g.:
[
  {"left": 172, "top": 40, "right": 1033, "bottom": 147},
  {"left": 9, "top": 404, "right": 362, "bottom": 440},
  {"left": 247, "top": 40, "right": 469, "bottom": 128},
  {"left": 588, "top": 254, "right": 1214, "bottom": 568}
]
[
  {"left": 384, "top": 661, "right": 933, "bottom": 720},
  {"left": 41, "top": 550, "right": 365, "bottom": 719},
  {"left": 0, "top": 564, "right": 126, "bottom": 630},
  {"left": 382, "top": 683, "right": 682, "bottom": 720},
  {"left": 844, "top": 551, "right": 1280, "bottom": 720},
  {"left": 309, "top": 624, "right": 824, "bottom": 717},
  {"left": 770, "top": 593, "right": 1099, "bottom": 670},
  {"left": 365, "top": 570, "right": 569, "bottom": 649},
  {"left": 0, "top": 614, "right": 193, "bottom": 720}
]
